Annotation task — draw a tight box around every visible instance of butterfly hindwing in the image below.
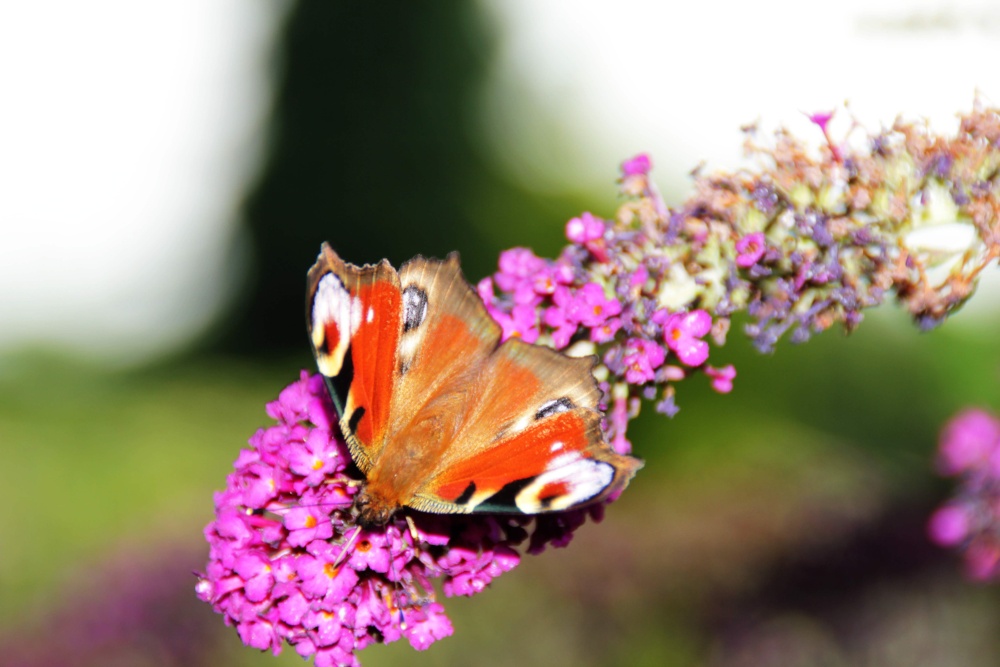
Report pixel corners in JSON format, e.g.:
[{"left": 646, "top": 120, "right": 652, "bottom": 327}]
[
  {"left": 410, "top": 339, "right": 641, "bottom": 515},
  {"left": 306, "top": 244, "right": 403, "bottom": 474},
  {"left": 413, "top": 406, "right": 639, "bottom": 514}
]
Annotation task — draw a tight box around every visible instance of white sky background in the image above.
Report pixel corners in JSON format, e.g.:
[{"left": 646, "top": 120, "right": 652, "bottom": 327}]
[
  {"left": 0, "top": 1, "right": 284, "bottom": 365},
  {"left": 1, "top": 0, "right": 998, "bottom": 366}
]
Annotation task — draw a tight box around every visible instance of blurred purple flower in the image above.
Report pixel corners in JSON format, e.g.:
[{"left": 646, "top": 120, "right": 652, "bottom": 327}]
[
  {"left": 927, "top": 505, "right": 970, "bottom": 547},
  {"left": 929, "top": 407, "right": 1000, "bottom": 582},
  {"left": 621, "top": 153, "right": 652, "bottom": 176},
  {"left": 565, "top": 212, "right": 605, "bottom": 244},
  {"left": 806, "top": 110, "right": 834, "bottom": 133},
  {"left": 705, "top": 364, "right": 736, "bottom": 394},
  {"left": 938, "top": 408, "right": 1000, "bottom": 475}
]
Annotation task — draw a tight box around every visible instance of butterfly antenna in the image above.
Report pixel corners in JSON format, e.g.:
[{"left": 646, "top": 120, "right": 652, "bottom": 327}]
[
  {"left": 329, "top": 524, "right": 362, "bottom": 571},
  {"left": 404, "top": 515, "right": 420, "bottom": 543}
]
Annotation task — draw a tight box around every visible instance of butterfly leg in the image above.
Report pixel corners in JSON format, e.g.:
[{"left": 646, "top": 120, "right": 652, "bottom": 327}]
[{"left": 404, "top": 515, "right": 421, "bottom": 544}]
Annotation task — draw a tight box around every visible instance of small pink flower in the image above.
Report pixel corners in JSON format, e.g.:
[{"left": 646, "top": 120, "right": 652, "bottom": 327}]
[
  {"left": 735, "top": 232, "right": 767, "bottom": 268},
  {"left": 590, "top": 316, "right": 623, "bottom": 344},
  {"left": 543, "top": 286, "right": 578, "bottom": 348},
  {"left": 287, "top": 429, "right": 340, "bottom": 487},
  {"left": 493, "top": 303, "right": 540, "bottom": 343},
  {"left": 531, "top": 263, "right": 573, "bottom": 296},
  {"left": 234, "top": 552, "right": 275, "bottom": 602},
  {"left": 621, "top": 153, "right": 652, "bottom": 176},
  {"left": 621, "top": 338, "right": 666, "bottom": 384},
  {"left": 476, "top": 276, "right": 495, "bottom": 306},
  {"left": 402, "top": 602, "right": 454, "bottom": 650},
  {"left": 303, "top": 608, "right": 343, "bottom": 647},
  {"left": 278, "top": 590, "right": 309, "bottom": 625},
  {"left": 283, "top": 497, "right": 334, "bottom": 547},
  {"left": 238, "top": 615, "right": 280, "bottom": 652},
  {"left": 806, "top": 110, "right": 835, "bottom": 133},
  {"left": 805, "top": 110, "right": 842, "bottom": 160},
  {"left": 607, "top": 394, "right": 634, "bottom": 455},
  {"left": 565, "top": 212, "right": 605, "bottom": 244},
  {"left": 296, "top": 550, "right": 358, "bottom": 599},
  {"left": 347, "top": 530, "right": 393, "bottom": 574},
  {"left": 656, "top": 309, "right": 712, "bottom": 366},
  {"left": 569, "top": 282, "right": 622, "bottom": 327},
  {"left": 495, "top": 248, "right": 545, "bottom": 292},
  {"left": 241, "top": 462, "right": 288, "bottom": 508},
  {"left": 705, "top": 364, "right": 736, "bottom": 394}
]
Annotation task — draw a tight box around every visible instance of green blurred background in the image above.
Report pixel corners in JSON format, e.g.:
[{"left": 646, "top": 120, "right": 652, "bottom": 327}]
[{"left": 3, "top": 2, "right": 1000, "bottom": 666}]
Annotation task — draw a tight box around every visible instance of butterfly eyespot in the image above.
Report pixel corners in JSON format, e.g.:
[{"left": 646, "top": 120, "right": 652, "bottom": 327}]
[
  {"left": 402, "top": 285, "right": 429, "bottom": 332},
  {"left": 535, "top": 397, "right": 575, "bottom": 420},
  {"left": 514, "top": 459, "right": 615, "bottom": 513}
]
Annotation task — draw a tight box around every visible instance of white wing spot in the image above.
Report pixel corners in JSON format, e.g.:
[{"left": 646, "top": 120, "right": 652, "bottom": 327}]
[
  {"left": 312, "top": 273, "right": 362, "bottom": 375},
  {"left": 398, "top": 333, "right": 421, "bottom": 365},
  {"left": 549, "top": 441, "right": 564, "bottom": 453},
  {"left": 514, "top": 457, "right": 614, "bottom": 513},
  {"left": 536, "top": 397, "right": 574, "bottom": 420},
  {"left": 366, "top": 306, "right": 374, "bottom": 323}
]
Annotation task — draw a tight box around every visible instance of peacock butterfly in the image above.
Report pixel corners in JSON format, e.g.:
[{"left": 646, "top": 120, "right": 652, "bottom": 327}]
[{"left": 306, "top": 244, "right": 642, "bottom": 528}]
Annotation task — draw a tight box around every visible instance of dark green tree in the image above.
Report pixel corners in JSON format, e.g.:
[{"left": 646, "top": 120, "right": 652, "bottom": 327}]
[{"left": 215, "top": 1, "right": 556, "bottom": 356}]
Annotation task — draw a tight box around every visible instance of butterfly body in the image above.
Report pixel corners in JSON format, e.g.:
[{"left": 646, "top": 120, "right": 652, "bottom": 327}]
[{"left": 307, "top": 244, "right": 641, "bottom": 527}]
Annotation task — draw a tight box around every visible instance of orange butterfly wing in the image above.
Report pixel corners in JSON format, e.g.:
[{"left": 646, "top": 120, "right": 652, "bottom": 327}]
[{"left": 409, "top": 338, "right": 641, "bottom": 514}]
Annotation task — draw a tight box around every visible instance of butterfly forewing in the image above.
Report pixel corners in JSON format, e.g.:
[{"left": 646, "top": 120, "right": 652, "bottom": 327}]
[
  {"left": 358, "top": 254, "right": 502, "bottom": 514},
  {"left": 391, "top": 255, "right": 500, "bottom": 414},
  {"left": 306, "top": 244, "right": 403, "bottom": 474}
]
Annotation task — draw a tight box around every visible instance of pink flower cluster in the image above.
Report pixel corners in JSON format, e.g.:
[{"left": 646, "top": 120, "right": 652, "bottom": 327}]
[
  {"left": 198, "top": 372, "right": 598, "bottom": 665},
  {"left": 477, "top": 154, "right": 736, "bottom": 450},
  {"left": 928, "top": 408, "right": 1000, "bottom": 581}
]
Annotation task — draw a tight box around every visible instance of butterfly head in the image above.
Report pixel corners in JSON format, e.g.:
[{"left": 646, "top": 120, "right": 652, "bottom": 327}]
[{"left": 354, "top": 486, "right": 400, "bottom": 529}]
